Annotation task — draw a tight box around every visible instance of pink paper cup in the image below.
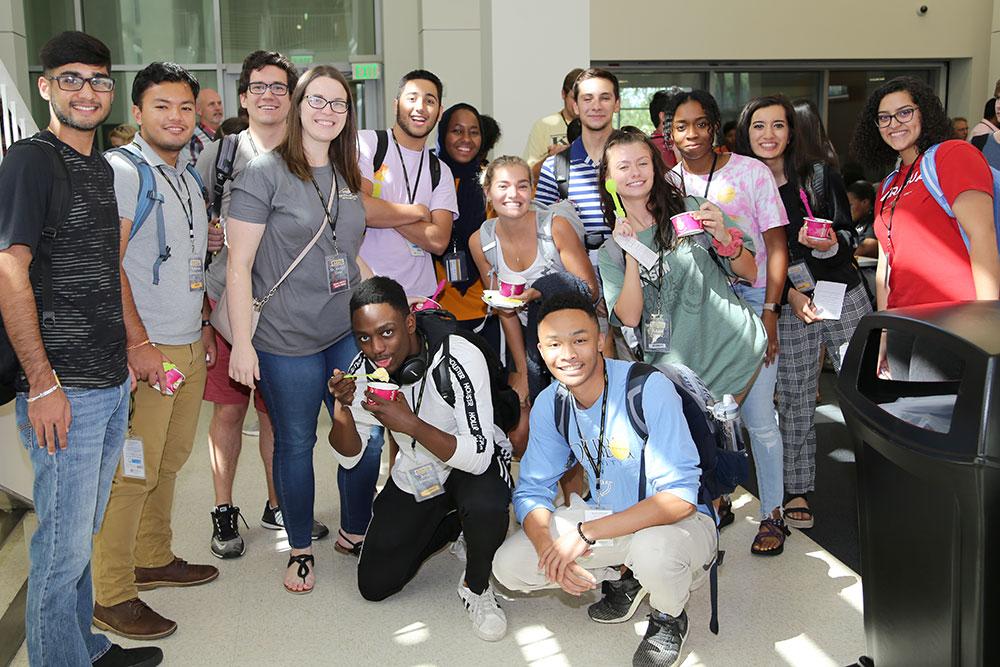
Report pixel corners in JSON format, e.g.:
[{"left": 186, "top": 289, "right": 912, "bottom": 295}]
[
  {"left": 367, "top": 382, "right": 399, "bottom": 403},
  {"left": 804, "top": 217, "right": 833, "bottom": 241},
  {"left": 670, "top": 212, "right": 704, "bottom": 238},
  {"left": 499, "top": 275, "right": 526, "bottom": 297}
]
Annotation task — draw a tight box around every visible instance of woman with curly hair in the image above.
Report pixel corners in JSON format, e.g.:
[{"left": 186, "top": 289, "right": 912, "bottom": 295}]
[{"left": 850, "top": 77, "right": 999, "bottom": 378}]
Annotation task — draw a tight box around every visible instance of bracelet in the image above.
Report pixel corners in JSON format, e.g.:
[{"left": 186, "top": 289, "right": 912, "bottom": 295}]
[
  {"left": 27, "top": 370, "right": 61, "bottom": 403},
  {"left": 201, "top": 319, "right": 212, "bottom": 328},
  {"left": 712, "top": 228, "right": 745, "bottom": 257},
  {"left": 576, "top": 521, "right": 596, "bottom": 546},
  {"left": 127, "top": 339, "right": 150, "bottom": 351}
]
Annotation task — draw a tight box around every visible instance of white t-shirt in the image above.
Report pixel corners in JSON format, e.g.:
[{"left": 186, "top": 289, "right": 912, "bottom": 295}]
[
  {"left": 357, "top": 129, "right": 458, "bottom": 297},
  {"left": 335, "top": 335, "right": 511, "bottom": 498}
]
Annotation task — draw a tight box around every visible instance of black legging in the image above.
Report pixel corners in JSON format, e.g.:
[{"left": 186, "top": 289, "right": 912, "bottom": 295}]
[{"left": 357, "top": 446, "right": 512, "bottom": 600}]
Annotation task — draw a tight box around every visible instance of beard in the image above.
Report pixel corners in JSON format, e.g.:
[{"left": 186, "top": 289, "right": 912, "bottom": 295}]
[
  {"left": 395, "top": 107, "right": 436, "bottom": 140},
  {"left": 52, "top": 98, "right": 110, "bottom": 131}
]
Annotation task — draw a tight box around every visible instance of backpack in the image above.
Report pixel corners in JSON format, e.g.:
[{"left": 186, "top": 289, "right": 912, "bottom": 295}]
[
  {"left": 478, "top": 209, "right": 567, "bottom": 288},
  {"left": 109, "top": 144, "right": 209, "bottom": 285},
  {"left": 415, "top": 308, "right": 521, "bottom": 434},
  {"left": 554, "top": 147, "right": 571, "bottom": 200},
  {"left": 211, "top": 133, "right": 240, "bottom": 218},
  {"left": 552, "top": 362, "right": 750, "bottom": 634},
  {"left": 0, "top": 136, "right": 73, "bottom": 404},
  {"left": 372, "top": 129, "right": 441, "bottom": 192},
  {"left": 880, "top": 143, "right": 1000, "bottom": 252},
  {"left": 534, "top": 148, "right": 590, "bottom": 246}
]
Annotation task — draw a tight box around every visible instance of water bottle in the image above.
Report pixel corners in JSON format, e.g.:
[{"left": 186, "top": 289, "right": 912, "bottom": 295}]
[{"left": 712, "top": 393, "right": 741, "bottom": 452}]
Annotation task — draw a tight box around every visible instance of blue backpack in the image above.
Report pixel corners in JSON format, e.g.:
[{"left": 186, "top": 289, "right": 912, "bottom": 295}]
[
  {"left": 880, "top": 143, "right": 1000, "bottom": 252},
  {"left": 110, "top": 144, "right": 208, "bottom": 284}
]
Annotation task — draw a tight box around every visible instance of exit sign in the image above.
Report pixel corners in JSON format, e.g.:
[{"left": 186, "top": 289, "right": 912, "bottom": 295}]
[
  {"left": 352, "top": 63, "right": 381, "bottom": 80},
  {"left": 290, "top": 54, "right": 314, "bottom": 66}
]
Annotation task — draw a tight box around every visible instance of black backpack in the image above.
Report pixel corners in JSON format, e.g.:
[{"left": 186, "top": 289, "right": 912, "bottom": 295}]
[
  {"left": 414, "top": 308, "right": 520, "bottom": 434},
  {"left": 0, "top": 136, "right": 72, "bottom": 405},
  {"left": 553, "top": 362, "right": 750, "bottom": 634},
  {"left": 372, "top": 129, "right": 441, "bottom": 191},
  {"left": 554, "top": 147, "right": 571, "bottom": 200}
]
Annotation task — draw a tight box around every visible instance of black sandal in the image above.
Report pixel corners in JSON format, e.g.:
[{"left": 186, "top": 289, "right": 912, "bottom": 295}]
[
  {"left": 751, "top": 517, "right": 790, "bottom": 556},
  {"left": 284, "top": 554, "right": 314, "bottom": 594},
  {"left": 334, "top": 529, "right": 363, "bottom": 556},
  {"left": 717, "top": 496, "right": 736, "bottom": 529},
  {"left": 783, "top": 494, "right": 814, "bottom": 529}
]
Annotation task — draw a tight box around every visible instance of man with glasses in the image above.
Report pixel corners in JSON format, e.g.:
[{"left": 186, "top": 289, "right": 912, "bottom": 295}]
[
  {"left": 194, "top": 51, "right": 324, "bottom": 560},
  {"left": 0, "top": 31, "right": 162, "bottom": 666}
]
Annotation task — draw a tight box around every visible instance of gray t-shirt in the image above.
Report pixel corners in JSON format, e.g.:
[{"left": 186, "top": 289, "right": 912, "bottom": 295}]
[
  {"left": 228, "top": 151, "right": 365, "bottom": 355},
  {"left": 197, "top": 129, "right": 263, "bottom": 302},
  {"left": 110, "top": 136, "right": 208, "bottom": 345}
]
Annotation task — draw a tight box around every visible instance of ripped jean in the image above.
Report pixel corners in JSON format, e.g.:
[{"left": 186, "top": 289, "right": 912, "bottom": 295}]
[{"left": 733, "top": 284, "right": 784, "bottom": 519}]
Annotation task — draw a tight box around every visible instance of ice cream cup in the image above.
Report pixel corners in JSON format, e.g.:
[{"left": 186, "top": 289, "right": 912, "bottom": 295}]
[
  {"left": 499, "top": 275, "right": 526, "bottom": 297},
  {"left": 367, "top": 382, "right": 399, "bottom": 403},
  {"left": 670, "top": 212, "right": 705, "bottom": 238},
  {"left": 804, "top": 217, "right": 833, "bottom": 241}
]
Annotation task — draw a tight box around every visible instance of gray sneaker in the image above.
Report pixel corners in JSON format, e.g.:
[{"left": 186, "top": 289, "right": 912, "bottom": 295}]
[
  {"left": 588, "top": 569, "right": 647, "bottom": 623},
  {"left": 260, "top": 501, "right": 330, "bottom": 540},
  {"left": 633, "top": 610, "right": 689, "bottom": 667},
  {"left": 210, "top": 504, "right": 245, "bottom": 559}
]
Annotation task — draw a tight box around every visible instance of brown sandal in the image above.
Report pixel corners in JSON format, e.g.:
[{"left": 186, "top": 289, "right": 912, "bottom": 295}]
[
  {"left": 334, "top": 529, "right": 363, "bottom": 556},
  {"left": 751, "top": 517, "right": 790, "bottom": 556}
]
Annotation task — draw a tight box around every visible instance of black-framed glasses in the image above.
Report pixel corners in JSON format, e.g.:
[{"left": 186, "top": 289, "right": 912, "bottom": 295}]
[
  {"left": 48, "top": 74, "right": 115, "bottom": 93},
  {"left": 305, "top": 95, "right": 349, "bottom": 114},
  {"left": 247, "top": 81, "right": 288, "bottom": 96},
  {"left": 876, "top": 107, "right": 917, "bottom": 128}
]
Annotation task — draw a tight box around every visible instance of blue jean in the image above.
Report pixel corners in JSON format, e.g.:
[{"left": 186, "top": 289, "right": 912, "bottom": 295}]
[
  {"left": 16, "top": 379, "right": 130, "bottom": 666},
  {"left": 733, "top": 284, "right": 784, "bottom": 519},
  {"left": 337, "top": 423, "right": 384, "bottom": 535},
  {"left": 258, "top": 336, "right": 380, "bottom": 548}
]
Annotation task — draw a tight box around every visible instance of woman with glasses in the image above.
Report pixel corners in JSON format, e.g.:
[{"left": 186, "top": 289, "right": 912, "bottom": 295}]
[
  {"left": 224, "top": 65, "right": 424, "bottom": 594},
  {"left": 734, "top": 95, "right": 869, "bottom": 535},
  {"left": 850, "top": 77, "right": 998, "bottom": 379}
]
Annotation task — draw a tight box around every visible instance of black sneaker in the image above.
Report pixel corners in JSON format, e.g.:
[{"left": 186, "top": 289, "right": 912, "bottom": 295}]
[
  {"left": 94, "top": 644, "right": 163, "bottom": 667},
  {"left": 210, "top": 504, "right": 246, "bottom": 559},
  {"left": 588, "top": 569, "right": 648, "bottom": 623},
  {"left": 260, "top": 501, "right": 330, "bottom": 540},
  {"left": 633, "top": 610, "right": 689, "bottom": 667}
]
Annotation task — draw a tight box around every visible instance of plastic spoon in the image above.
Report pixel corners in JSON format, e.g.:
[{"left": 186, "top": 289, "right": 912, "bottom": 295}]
[
  {"left": 342, "top": 367, "right": 391, "bottom": 381},
  {"left": 605, "top": 179, "right": 627, "bottom": 220}
]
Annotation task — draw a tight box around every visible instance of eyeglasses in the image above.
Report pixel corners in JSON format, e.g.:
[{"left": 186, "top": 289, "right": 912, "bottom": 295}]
[
  {"left": 876, "top": 107, "right": 917, "bottom": 128},
  {"left": 48, "top": 74, "right": 115, "bottom": 93},
  {"left": 247, "top": 81, "right": 288, "bottom": 96},
  {"left": 305, "top": 95, "right": 349, "bottom": 114}
]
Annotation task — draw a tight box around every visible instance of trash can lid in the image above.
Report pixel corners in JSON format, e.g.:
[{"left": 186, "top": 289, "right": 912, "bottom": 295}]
[{"left": 868, "top": 301, "right": 1000, "bottom": 357}]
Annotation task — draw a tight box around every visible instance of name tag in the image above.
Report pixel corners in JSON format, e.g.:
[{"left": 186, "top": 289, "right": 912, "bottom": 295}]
[
  {"left": 122, "top": 437, "right": 145, "bottom": 479},
  {"left": 406, "top": 462, "right": 445, "bottom": 502}
]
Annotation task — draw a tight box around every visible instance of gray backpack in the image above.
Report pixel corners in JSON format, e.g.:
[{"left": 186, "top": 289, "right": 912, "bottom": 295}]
[{"left": 479, "top": 209, "right": 567, "bottom": 288}]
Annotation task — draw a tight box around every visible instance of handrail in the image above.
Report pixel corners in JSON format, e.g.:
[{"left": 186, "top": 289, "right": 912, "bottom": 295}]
[{"left": 0, "top": 60, "right": 38, "bottom": 164}]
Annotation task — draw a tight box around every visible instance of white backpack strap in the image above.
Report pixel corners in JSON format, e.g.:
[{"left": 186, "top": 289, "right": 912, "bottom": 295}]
[
  {"left": 479, "top": 218, "right": 500, "bottom": 287},
  {"left": 536, "top": 208, "right": 563, "bottom": 270}
]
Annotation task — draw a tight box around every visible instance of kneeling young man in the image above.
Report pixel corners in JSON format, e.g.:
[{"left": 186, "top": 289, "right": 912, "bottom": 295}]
[
  {"left": 327, "top": 276, "right": 512, "bottom": 641},
  {"left": 492, "top": 293, "right": 717, "bottom": 667}
]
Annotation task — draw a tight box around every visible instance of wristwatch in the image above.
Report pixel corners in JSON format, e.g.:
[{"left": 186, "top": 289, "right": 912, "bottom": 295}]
[{"left": 762, "top": 303, "right": 781, "bottom": 315}]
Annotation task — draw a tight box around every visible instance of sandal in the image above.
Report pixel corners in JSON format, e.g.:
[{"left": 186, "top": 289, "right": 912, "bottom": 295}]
[
  {"left": 751, "top": 517, "right": 790, "bottom": 556},
  {"left": 717, "top": 496, "right": 736, "bottom": 529},
  {"left": 334, "top": 529, "right": 363, "bottom": 557},
  {"left": 284, "top": 554, "right": 315, "bottom": 594},
  {"left": 783, "top": 494, "right": 815, "bottom": 529}
]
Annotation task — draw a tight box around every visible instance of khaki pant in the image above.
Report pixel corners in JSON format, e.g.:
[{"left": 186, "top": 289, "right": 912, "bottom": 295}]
[
  {"left": 492, "top": 494, "right": 718, "bottom": 617},
  {"left": 93, "top": 341, "right": 206, "bottom": 607}
]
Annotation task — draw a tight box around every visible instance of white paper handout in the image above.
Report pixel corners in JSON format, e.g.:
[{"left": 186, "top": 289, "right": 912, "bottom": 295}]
[
  {"left": 613, "top": 232, "right": 659, "bottom": 270},
  {"left": 812, "top": 281, "right": 847, "bottom": 320}
]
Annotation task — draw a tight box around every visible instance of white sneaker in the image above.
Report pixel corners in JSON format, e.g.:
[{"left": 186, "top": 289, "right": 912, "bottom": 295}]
[
  {"left": 449, "top": 533, "right": 467, "bottom": 563},
  {"left": 457, "top": 580, "right": 507, "bottom": 642}
]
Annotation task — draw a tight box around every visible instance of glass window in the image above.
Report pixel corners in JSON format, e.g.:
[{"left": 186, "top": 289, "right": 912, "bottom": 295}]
[
  {"left": 616, "top": 72, "right": 704, "bottom": 134},
  {"left": 25, "top": 0, "right": 76, "bottom": 65},
  {"left": 220, "top": 0, "right": 376, "bottom": 65},
  {"left": 709, "top": 71, "right": 822, "bottom": 125},
  {"left": 82, "top": 0, "right": 216, "bottom": 65}
]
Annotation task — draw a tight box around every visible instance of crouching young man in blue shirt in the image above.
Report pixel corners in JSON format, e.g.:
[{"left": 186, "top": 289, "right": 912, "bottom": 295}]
[{"left": 492, "top": 293, "right": 717, "bottom": 667}]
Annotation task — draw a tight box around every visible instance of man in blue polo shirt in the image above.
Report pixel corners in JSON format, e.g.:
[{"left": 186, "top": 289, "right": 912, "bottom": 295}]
[
  {"left": 535, "top": 67, "right": 621, "bottom": 256},
  {"left": 492, "top": 293, "right": 717, "bottom": 667}
]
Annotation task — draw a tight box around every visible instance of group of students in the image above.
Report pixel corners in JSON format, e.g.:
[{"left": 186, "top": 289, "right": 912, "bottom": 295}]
[{"left": 1, "top": 27, "right": 998, "bottom": 667}]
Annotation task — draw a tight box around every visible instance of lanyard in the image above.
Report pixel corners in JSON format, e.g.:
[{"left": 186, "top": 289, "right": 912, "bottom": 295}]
[
  {"left": 406, "top": 336, "right": 430, "bottom": 452},
  {"left": 570, "top": 362, "right": 610, "bottom": 498},
  {"left": 877, "top": 154, "right": 922, "bottom": 273},
  {"left": 679, "top": 151, "right": 718, "bottom": 199},
  {"left": 392, "top": 130, "right": 425, "bottom": 205},
  {"left": 309, "top": 170, "right": 341, "bottom": 249},
  {"left": 156, "top": 165, "right": 196, "bottom": 253}
]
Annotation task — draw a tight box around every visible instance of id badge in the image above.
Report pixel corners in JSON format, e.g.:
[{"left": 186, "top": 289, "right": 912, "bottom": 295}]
[
  {"left": 188, "top": 257, "right": 205, "bottom": 292},
  {"left": 788, "top": 261, "right": 816, "bottom": 292},
  {"left": 122, "top": 436, "right": 146, "bottom": 479},
  {"left": 325, "top": 253, "right": 351, "bottom": 295},
  {"left": 406, "top": 462, "right": 445, "bottom": 502},
  {"left": 444, "top": 249, "right": 469, "bottom": 283},
  {"left": 643, "top": 312, "right": 671, "bottom": 352},
  {"left": 408, "top": 242, "right": 426, "bottom": 257},
  {"left": 584, "top": 509, "right": 614, "bottom": 548}
]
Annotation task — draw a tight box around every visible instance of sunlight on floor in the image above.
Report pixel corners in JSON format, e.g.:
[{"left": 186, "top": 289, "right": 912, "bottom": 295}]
[
  {"left": 805, "top": 550, "right": 864, "bottom": 616},
  {"left": 680, "top": 651, "right": 707, "bottom": 667},
  {"left": 515, "top": 625, "right": 570, "bottom": 666},
  {"left": 775, "top": 633, "right": 839, "bottom": 667},
  {"left": 729, "top": 490, "right": 755, "bottom": 510},
  {"left": 815, "top": 404, "right": 846, "bottom": 425},
  {"left": 393, "top": 622, "right": 430, "bottom": 646}
]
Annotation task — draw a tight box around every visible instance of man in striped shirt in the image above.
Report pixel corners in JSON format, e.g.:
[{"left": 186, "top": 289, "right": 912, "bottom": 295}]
[{"left": 535, "top": 68, "right": 621, "bottom": 257}]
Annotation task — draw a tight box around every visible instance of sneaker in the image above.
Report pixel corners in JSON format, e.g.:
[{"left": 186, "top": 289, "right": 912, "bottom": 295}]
[
  {"left": 93, "top": 644, "right": 163, "bottom": 667},
  {"left": 260, "top": 501, "right": 330, "bottom": 540},
  {"left": 210, "top": 504, "right": 246, "bottom": 559},
  {"left": 457, "top": 580, "right": 507, "bottom": 642},
  {"left": 633, "top": 609, "right": 689, "bottom": 667},
  {"left": 93, "top": 598, "right": 177, "bottom": 640},
  {"left": 449, "top": 532, "right": 467, "bottom": 563},
  {"left": 588, "top": 569, "right": 648, "bottom": 623}
]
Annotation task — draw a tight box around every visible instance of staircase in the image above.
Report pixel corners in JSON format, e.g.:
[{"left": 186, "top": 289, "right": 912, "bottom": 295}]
[{"left": 0, "top": 59, "right": 38, "bottom": 164}]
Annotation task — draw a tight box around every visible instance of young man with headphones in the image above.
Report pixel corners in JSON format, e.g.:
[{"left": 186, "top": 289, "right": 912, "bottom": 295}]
[{"left": 326, "top": 276, "right": 512, "bottom": 642}]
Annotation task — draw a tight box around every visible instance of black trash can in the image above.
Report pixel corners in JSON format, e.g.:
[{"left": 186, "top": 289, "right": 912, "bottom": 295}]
[{"left": 837, "top": 301, "right": 1000, "bottom": 667}]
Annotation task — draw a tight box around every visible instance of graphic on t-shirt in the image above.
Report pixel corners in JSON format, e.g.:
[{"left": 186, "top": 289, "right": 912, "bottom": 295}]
[{"left": 372, "top": 164, "right": 388, "bottom": 199}]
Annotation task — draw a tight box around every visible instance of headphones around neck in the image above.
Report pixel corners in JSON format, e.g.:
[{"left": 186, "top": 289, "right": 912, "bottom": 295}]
[{"left": 391, "top": 332, "right": 429, "bottom": 386}]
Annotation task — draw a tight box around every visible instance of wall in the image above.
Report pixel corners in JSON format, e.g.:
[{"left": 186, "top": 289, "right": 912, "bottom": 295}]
[{"left": 0, "top": 0, "right": 28, "bottom": 96}]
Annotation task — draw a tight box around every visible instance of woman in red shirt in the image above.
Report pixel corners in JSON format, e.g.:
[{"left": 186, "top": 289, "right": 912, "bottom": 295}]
[{"left": 850, "top": 76, "right": 999, "bottom": 378}]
